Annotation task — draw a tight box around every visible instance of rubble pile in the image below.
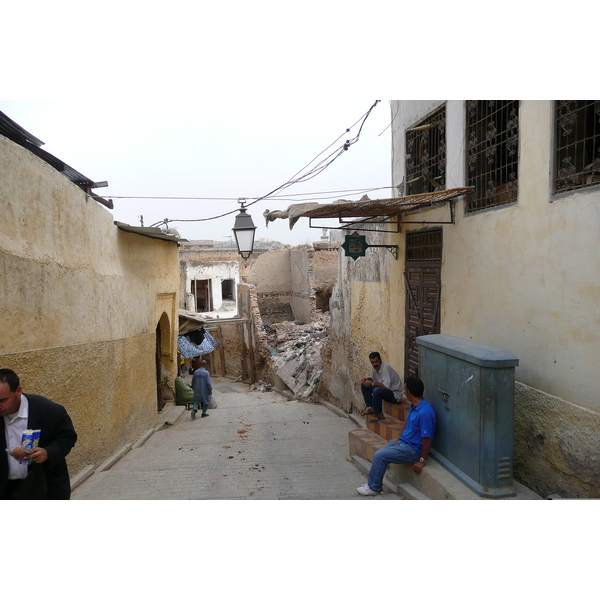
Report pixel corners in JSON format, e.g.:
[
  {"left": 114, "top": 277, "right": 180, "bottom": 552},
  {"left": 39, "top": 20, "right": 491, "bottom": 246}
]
[
  {"left": 249, "top": 380, "right": 273, "bottom": 392},
  {"left": 262, "top": 313, "right": 330, "bottom": 401}
]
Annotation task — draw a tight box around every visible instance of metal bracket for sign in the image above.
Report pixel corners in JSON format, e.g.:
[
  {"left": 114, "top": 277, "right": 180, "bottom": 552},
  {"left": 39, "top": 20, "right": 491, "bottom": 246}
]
[{"left": 370, "top": 244, "right": 398, "bottom": 259}]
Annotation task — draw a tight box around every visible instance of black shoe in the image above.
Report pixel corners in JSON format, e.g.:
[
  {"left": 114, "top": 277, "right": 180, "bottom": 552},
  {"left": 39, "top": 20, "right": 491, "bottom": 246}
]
[
  {"left": 191, "top": 410, "right": 197, "bottom": 420},
  {"left": 201, "top": 413, "right": 209, "bottom": 418}
]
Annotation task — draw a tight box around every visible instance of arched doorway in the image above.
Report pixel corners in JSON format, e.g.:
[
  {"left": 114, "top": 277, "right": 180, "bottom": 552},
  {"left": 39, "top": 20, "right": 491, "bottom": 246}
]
[{"left": 155, "top": 312, "right": 172, "bottom": 411}]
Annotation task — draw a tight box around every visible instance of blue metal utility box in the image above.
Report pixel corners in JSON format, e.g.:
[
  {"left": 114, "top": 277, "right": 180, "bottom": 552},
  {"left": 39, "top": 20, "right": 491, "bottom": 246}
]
[{"left": 417, "top": 334, "right": 519, "bottom": 498}]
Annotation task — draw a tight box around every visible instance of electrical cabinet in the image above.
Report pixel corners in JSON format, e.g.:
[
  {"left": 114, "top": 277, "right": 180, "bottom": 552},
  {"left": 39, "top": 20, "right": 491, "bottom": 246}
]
[{"left": 417, "top": 334, "right": 519, "bottom": 498}]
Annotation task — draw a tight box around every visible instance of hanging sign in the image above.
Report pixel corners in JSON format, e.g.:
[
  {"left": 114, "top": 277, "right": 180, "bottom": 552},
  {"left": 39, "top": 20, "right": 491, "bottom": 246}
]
[
  {"left": 341, "top": 231, "right": 398, "bottom": 260},
  {"left": 341, "top": 231, "right": 368, "bottom": 260}
]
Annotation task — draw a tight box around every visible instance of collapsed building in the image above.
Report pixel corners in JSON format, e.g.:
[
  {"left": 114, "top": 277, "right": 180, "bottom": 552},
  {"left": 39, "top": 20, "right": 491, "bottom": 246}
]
[{"left": 177, "top": 239, "right": 339, "bottom": 400}]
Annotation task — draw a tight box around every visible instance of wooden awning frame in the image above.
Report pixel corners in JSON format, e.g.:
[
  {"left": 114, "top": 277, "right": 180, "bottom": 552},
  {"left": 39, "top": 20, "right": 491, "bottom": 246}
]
[{"left": 303, "top": 187, "right": 473, "bottom": 232}]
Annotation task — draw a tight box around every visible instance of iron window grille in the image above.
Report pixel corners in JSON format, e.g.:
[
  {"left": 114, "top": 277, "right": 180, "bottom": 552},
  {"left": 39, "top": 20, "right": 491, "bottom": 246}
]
[
  {"left": 406, "top": 106, "right": 446, "bottom": 196},
  {"left": 466, "top": 100, "right": 519, "bottom": 213},
  {"left": 555, "top": 100, "right": 600, "bottom": 194},
  {"left": 406, "top": 229, "right": 443, "bottom": 262}
]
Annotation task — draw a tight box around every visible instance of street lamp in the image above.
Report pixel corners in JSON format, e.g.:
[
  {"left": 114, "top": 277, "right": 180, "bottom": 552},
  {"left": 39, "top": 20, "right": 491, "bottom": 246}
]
[{"left": 232, "top": 199, "right": 257, "bottom": 260}]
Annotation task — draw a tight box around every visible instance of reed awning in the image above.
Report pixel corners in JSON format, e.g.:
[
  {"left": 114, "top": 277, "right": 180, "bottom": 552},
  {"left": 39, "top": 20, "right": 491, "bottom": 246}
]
[{"left": 263, "top": 187, "right": 473, "bottom": 230}]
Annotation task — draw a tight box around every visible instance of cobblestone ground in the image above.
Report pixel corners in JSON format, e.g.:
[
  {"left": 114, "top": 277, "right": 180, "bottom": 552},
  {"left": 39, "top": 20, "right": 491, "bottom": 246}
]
[{"left": 72, "top": 379, "right": 400, "bottom": 500}]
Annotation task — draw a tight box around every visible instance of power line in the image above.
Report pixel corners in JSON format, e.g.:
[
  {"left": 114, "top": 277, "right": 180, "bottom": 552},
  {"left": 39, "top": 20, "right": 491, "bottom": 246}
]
[
  {"left": 142, "top": 100, "right": 383, "bottom": 228},
  {"left": 106, "top": 186, "right": 394, "bottom": 202}
]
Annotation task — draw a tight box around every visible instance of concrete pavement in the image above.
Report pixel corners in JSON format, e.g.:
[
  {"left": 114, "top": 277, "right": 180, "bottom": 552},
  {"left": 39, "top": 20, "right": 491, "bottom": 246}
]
[{"left": 72, "top": 377, "right": 400, "bottom": 500}]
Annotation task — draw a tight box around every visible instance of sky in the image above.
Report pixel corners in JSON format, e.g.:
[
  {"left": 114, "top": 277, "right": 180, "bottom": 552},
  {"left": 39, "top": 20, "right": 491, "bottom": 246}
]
[{"left": 0, "top": 98, "right": 393, "bottom": 246}]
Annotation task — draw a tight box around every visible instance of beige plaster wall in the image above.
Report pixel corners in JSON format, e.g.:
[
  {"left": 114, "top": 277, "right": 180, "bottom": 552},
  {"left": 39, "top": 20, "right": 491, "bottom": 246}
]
[
  {"left": 289, "top": 245, "right": 314, "bottom": 323},
  {"left": 249, "top": 244, "right": 340, "bottom": 325},
  {"left": 320, "top": 226, "right": 405, "bottom": 414},
  {"left": 393, "top": 100, "right": 599, "bottom": 496},
  {"left": 440, "top": 101, "right": 600, "bottom": 416},
  {"left": 322, "top": 101, "right": 600, "bottom": 496},
  {"left": 514, "top": 381, "right": 600, "bottom": 497},
  {"left": 248, "top": 247, "right": 292, "bottom": 293},
  {"left": 1, "top": 134, "right": 180, "bottom": 480},
  {"left": 312, "top": 243, "right": 339, "bottom": 291}
]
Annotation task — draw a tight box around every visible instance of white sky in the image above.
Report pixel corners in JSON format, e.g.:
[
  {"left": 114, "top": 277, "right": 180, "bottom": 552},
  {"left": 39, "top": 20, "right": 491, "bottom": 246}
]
[{"left": 0, "top": 98, "right": 393, "bottom": 245}]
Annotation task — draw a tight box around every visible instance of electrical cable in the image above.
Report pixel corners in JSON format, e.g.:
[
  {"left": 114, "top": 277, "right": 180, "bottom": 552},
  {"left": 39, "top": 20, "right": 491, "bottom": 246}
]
[{"left": 139, "top": 100, "right": 382, "bottom": 228}]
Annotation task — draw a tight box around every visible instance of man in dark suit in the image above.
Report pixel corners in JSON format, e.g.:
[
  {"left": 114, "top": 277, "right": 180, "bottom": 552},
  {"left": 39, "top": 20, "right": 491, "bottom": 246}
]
[{"left": 0, "top": 369, "right": 77, "bottom": 500}]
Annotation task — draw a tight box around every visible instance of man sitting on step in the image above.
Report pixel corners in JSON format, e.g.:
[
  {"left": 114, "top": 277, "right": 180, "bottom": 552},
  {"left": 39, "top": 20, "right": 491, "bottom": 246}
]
[
  {"left": 357, "top": 377, "right": 436, "bottom": 496},
  {"left": 359, "top": 351, "right": 403, "bottom": 423}
]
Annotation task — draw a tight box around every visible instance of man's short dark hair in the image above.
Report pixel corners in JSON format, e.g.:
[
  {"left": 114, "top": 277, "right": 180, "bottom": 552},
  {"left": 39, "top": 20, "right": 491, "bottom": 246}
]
[
  {"left": 404, "top": 376, "right": 424, "bottom": 398},
  {"left": 0, "top": 369, "right": 20, "bottom": 392},
  {"left": 368, "top": 352, "right": 381, "bottom": 360}
]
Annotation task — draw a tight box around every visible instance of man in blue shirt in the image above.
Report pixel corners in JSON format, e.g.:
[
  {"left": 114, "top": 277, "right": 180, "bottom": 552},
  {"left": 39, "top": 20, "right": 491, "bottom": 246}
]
[{"left": 357, "top": 377, "right": 436, "bottom": 496}]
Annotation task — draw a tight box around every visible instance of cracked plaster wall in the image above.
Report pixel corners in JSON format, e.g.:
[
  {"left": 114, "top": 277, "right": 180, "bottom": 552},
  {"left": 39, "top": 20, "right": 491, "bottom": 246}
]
[
  {"left": 1, "top": 133, "right": 180, "bottom": 480},
  {"left": 321, "top": 101, "right": 600, "bottom": 497}
]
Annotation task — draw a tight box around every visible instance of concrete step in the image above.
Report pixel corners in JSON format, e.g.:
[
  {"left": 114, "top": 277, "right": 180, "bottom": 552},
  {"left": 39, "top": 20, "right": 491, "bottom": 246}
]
[
  {"left": 348, "top": 428, "right": 387, "bottom": 462},
  {"left": 350, "top": 453, "right": 542, "bottom": 500},
  {"left": 383, "top": 399, "right": 410, "bottom": 422},
  {"left": 397, "top": 482, "right": 431, "bottom": 500},
  {"left": 367, "top": 416, "right": 405, "bottom": 441}
]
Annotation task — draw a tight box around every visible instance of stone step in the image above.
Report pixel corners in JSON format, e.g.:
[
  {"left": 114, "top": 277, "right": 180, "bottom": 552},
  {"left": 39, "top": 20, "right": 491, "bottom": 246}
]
[
  {"left": 383, "top": 399, "right": 410, "bottom": 422},
  {"left": 367, "top": 415, "right": 405, "bottom": 441},
  {"left": 397, "top": 482, "right": 432, "bottom": 500},
  {"left": 348, "top": 428, "right": 387, "bottom": 462}
]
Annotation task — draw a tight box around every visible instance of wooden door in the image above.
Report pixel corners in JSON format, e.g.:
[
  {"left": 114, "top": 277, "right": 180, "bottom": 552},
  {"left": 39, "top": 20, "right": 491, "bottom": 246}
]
[{"left": 404, "top": 229, "right": 442, "bottom": 378}]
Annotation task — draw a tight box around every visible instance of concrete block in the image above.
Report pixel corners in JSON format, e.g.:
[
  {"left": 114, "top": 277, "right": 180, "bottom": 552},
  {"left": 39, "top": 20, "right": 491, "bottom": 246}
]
[
  {"left": 320, "top": 401, "right": 348, "bottom": 419},
  {"left": 95, "top": 443, "right": 133, "bottom": 473},
  {"left": 70, "top": 464, "right": 96, "bottom": 490},
  {"left": 158, "top": 405, "right": 186, "bottom": 426},
  {"left": 389, "top": 459, "right": 481, "bottom": 500},
  {"left": 397, "top": 483, "right": 431, "bottom": 500},
  {"left": 132, "top": 428, "right": 155, "bottom": 449}
]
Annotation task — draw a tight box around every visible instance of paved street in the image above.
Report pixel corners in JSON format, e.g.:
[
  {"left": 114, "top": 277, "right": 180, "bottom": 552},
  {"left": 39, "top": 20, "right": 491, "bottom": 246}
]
[{"left": 72, "top": 378, "right": 400, "bottom": 500}]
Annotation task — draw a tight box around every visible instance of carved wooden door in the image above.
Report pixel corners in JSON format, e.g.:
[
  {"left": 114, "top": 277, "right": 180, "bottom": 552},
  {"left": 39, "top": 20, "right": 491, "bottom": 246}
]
[{"left": 404, "top": 229, "right": 442, "bottom": 378}]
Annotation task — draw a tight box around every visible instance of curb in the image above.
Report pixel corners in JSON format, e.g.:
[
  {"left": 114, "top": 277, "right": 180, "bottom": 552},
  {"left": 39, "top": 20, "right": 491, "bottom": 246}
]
[
  {"left": 320, "top": 400, "right": 349, "bottom": 419},
  {"left": 70, "top": 405, "right": 187, "bottom": 491}
]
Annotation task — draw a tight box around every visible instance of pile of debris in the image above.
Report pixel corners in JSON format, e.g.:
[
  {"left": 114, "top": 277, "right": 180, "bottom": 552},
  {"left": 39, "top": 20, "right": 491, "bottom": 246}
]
[
  {"left": 249, "top": 380, "right": 273, "bottom": 393},
  {"left": 261, "top": 312, "right": 330, "bottom": 401}
]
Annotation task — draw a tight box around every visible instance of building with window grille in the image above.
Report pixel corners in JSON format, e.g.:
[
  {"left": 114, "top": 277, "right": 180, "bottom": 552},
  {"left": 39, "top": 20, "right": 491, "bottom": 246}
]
[{"left": 319, "top": 101, "right": 600, "bottom": 498}]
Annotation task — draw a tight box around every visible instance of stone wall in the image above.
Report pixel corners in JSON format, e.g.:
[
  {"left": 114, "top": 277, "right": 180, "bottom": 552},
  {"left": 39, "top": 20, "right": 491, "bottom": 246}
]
[
  {"left": 290, "top": 245, "right": 314, "bottom": 323},
  {"left": 248, "top": 243, "right": 339, "bottom": 324},
  {"left": 0, "top": 131, "right": 180, "bottom": 480},
  {"left": 514, "top": 382, "right": 600, "bottom": 498}
]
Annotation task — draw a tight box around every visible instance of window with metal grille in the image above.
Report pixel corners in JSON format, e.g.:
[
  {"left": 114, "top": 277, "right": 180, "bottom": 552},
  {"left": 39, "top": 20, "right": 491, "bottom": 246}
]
[
  {"left": 555, "top": 100, "right": 600, "bottom": 194},
  {"left": 406, "top": 106, "right": 446, "bottom": 196},
  {"left": 466, "top": 100, "right": 519, "bottom": 213},
  {"left": 406, "top": 229, "right": 443, "bottom": 262}
]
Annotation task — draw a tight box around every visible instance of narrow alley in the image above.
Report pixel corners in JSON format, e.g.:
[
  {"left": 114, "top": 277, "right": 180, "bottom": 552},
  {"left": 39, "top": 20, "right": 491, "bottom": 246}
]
[{"left": 72, "top": 377, "right": 399, "bottom": 500}]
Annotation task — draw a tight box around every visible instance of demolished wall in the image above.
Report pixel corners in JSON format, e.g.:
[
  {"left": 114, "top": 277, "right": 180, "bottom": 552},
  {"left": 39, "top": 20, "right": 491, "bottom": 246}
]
[
  {"left": 248, "top": 247, "right": 294, "bottom": 323},
  {"left": 247, "top": 242, "right": 340, "bottom": 401},
  {"left": 248, "top": 243, "right": 339, "bottom": 325}
]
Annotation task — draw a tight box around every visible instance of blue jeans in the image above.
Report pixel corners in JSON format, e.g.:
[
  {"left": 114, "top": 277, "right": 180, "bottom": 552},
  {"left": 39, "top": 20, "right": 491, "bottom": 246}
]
[
  {"left": 368, "top": 440, "right": 420, "bottom": 492},
  {"left": 361, "top": 383, "right": 395, "bottom": 413}
]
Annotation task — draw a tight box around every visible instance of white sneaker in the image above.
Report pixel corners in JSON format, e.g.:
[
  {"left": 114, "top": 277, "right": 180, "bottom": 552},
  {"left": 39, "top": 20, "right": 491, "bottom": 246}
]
[{"left": 356, "top": 483, "right": 379, "bottom": 496}]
